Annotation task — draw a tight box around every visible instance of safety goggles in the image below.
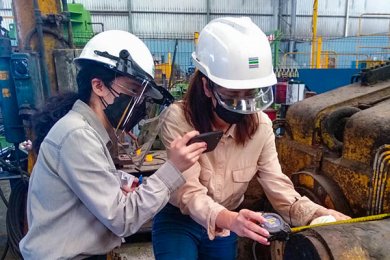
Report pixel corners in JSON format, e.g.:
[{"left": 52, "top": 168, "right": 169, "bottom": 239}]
[{"left": 209, "top": 81, "right": 274, "bottom": 114}]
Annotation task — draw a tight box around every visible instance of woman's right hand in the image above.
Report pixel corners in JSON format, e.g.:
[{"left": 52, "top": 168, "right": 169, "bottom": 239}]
[
  {"left": 167, "top": 130, "right": 207, "bottom": 172},
  {"left": 217, "top": 209, "right": 271, "bottom": 245}
]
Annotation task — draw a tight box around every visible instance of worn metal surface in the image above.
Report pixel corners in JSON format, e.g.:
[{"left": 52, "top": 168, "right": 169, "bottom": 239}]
[
  {"left": 283, "top": 80, "right": 390, "bottom": 147},
  {"left": 12, "top": 0, "right": 66, "bottom": 94},
  {"left": 53, "top": 48, "right": 81, "bottom": 93},
  {"left": 276, "top": 78, "right": 390, "bottom": 218},
  {"left": 279, "top": 218, "right": 390, "bottom": 260}
]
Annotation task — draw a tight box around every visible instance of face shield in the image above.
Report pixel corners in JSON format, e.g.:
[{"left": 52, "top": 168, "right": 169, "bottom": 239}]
[
  {"left": 95, "top": 49, "right": 174, "bottom": 168},
  {"left": 108, "top": 80, "right": 173, "bottom": 168},
  {"left": 210, "top": 81, "right": 274, "bottom": 114}
]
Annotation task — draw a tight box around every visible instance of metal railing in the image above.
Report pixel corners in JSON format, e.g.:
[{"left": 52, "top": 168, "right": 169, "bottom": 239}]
[{"left": 279, "top": 35, "right": 390, "bottom": 69}]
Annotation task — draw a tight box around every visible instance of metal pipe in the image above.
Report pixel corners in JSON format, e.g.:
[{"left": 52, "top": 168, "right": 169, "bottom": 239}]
[
  {"left": 358, "top": 13, "right": 390, "bottom": 36},
  {"left": 311, "top": 0, "right": 318, "bottom": 68},
  {"left": 33, "top": 0, "right": 50, "bottom": 99},
  {"left": 344, "top": 0, "right": 350, "bottom": 37},
  {"left": 88, "top": 22, "right": 104, "bottom": 32},
  {"left": 168, "top": 39, "right": 178, "bottom": 89},
  {"left": 127, "top": 0, "right": 133, "bottom": 33},
  {"left": 289, "top": 0, "right": 297, "bottom": 53},
  {"left": 206, "top": 0, "right": 210, "bottom": 23},
  {"left": 316, "top": 37, "right": 322, "bottom": 68},
  {"left": 273, "top": 0, "right": 279, "bottom": 31},
  {"left": 278, "top": 0, "right": 284, "bottom": 30},
  {"left": 61, "top": 0, "right": 74, "bottom": 48},
  {"left": 23, "top": 27, "right": 70, "bottom": 50}
]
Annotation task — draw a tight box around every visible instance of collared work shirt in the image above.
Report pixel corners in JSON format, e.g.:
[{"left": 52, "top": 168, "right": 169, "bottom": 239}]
[
  {"left": 159, "top": 103, "right": 326, "bottom": 239},
  {"left": 20, "top": 100, "right": 184, "bottom": 259}
]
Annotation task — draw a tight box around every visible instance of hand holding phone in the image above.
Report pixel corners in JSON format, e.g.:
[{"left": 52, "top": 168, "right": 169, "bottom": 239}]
[
  {"left": 187, "top": 131, "right": 223, "bottom": 153},
  {"left": 168, "top": 130, "right": 208, "bottom": 172}
]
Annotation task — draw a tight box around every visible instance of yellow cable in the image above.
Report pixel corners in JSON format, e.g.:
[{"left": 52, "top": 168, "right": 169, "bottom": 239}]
[{"left": 291, "top": 213, "right": 390, "bottom": 233}]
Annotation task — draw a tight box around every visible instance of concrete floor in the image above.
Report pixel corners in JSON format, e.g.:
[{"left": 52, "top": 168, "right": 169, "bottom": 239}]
[{"left": 0, "top": 180, "right": 154, "bottom": 260}]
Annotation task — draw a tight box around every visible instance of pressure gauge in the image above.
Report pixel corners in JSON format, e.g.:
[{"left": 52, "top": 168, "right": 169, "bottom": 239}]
[{"left": 261, "top": 213, "right": 291, "bottom": 241}]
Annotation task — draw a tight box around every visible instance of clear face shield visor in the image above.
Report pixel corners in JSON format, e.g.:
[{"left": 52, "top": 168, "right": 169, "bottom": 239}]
[
  {"left": 111, "top": 78, "right": 174, "bottom": 169},
  {"left": 211, "top": 83, "right": 274, "bottom": 114},
  {"left": 95, "top": 48, "right": 174, "bottom": 168}
]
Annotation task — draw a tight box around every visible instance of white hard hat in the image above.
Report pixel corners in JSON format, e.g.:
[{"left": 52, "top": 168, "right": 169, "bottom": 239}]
[
  {"left": 192, "top": 17, "right": 277, "bottom": 89},
  {"left": 192, "top": 17, "right": 276, "bottom": 113},
  {"left": 74, "top": 30, "right": 163, "bottom": 100}
]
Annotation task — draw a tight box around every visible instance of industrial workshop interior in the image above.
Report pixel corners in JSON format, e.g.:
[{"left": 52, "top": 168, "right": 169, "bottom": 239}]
[{"left": 0, "top": 0, "right": 390, "bottom": 259}]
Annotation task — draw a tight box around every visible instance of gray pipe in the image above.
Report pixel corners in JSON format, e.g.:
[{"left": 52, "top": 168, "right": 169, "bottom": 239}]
[
  {"left": 289, "top": 0, "right": 297, "bottom": 53},
  {"left": 344, "top": 0, "right": 350, "bottom": 37}
]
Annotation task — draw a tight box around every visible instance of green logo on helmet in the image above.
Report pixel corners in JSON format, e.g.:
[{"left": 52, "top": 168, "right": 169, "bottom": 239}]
[{"left": 249, "top": 57, "right": 259, "bottom": 69}]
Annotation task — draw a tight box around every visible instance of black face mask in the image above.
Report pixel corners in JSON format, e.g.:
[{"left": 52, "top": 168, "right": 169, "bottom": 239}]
[
  {"left": 214, "top": 101, "right": 245, "bottom": 125},
  {"left": 103, "top": 93, "right": 146, "bottom": 131}
]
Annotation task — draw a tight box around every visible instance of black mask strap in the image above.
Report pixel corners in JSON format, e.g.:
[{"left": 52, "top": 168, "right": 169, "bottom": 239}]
[{"left": 99, "top": 84, "right": 120, "bottom": 109}]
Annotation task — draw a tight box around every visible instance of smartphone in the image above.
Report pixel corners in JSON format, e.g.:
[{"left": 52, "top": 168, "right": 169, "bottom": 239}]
[{"left": 187, "top": 130, "right": 223, "bottom": 153}]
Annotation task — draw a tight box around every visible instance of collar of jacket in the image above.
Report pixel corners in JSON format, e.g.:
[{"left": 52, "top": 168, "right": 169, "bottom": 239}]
[{"left": 72, "top": 100, "right": 113, "bottom": 149}]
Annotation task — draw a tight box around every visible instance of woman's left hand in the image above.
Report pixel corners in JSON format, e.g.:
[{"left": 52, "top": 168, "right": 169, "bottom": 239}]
[
  {"left": 312, "top": 208, "right": 351, "bottom": 221},
  {"left": 121, "top": 178, "right": 139, "bottom": 195}
]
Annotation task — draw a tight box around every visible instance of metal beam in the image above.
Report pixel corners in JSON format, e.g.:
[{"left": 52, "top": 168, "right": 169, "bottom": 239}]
[
  {"left": 127, "top": 0, "right": 133, "bottom": 33},
  {"left": 206, "top": 0, "right": 210, "bottom": 22},
  {"left": 289, "top": 0, "right": 297, "bottom": 53},
  {"left": 273, "top": 0, "right": 279, "bottom": 30},
  {"left": 311, "top": 0, "right": 318, "bottom": 68},
  {"left": 344, "top": 0, "right": 350, "bottom": 37}
]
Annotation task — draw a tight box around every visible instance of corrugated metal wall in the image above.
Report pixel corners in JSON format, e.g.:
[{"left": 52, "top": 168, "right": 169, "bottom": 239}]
[
  {"left": 1, "top": 0, "right": 389, "bottom": 37},
  {"left": 293, "top": 0, "right": 390, "bottom": 36},
  {"left": 0, "top": 0, "right": 13, "bottom": 30}
]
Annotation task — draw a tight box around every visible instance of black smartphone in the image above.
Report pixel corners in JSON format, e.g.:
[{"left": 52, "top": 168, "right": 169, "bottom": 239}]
[{"left": 187, "top": 131, "right": 223, "bottom": 153}]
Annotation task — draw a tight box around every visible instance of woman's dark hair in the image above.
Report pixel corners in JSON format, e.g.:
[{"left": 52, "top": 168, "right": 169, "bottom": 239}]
[
  {"left": 32, "top": 62, "right": 116, "bottom": 153},
  {"left": 32, "top": 92, "right": 78, "bottom": 153},
  {"left": 182, "top": 70, "right": 258, "bottom": 145}
]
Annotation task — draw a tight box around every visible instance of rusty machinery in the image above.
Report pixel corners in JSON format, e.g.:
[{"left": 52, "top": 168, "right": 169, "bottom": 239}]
[
  {"left": 268, "top": 62, "right": 390, "bottom": 259},
  {"left": 0, "top": 0, "right": 75, "bottom": 258}
]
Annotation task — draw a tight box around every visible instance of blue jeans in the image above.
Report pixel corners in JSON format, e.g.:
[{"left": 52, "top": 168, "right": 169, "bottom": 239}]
[{"left": 152, "top": 203, "right": 238, "bottom": 260}]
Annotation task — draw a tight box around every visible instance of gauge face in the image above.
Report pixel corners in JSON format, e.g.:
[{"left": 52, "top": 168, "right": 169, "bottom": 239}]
[
  {"left": 261, "top": 213, "right": 283, "bottom": 233},
  {"left": 264, "top": 215, "right": 282, "bottom": 228}
]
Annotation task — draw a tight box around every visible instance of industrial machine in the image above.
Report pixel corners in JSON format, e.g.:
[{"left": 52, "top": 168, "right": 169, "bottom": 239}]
[{"left": 270, "top": 63, "right": 390, "bottom": 258}]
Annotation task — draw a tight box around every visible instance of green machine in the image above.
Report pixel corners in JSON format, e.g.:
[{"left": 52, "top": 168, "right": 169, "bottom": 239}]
[
  {"left": 66, "top": 3, "right": 94, "bottom": 47},
  {"left": 267, "top": 30, "right": 282, "bottom": 68},
  {"left": 169, "top": 82, "right": 189, "bottom": 100}
]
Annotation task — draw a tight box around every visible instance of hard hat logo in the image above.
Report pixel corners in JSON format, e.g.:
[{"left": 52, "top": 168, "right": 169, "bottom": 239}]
[{"left": 248, "top": 57, "right": 259, "bottom": 69}]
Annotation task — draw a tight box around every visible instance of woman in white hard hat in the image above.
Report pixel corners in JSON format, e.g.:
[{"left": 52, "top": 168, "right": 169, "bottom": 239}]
[
  {"left": 152, "top": 17, "right": 350, "bottom": 259},
  {"left": 19, "top": 30, "right": 207, "bottom": 259}
]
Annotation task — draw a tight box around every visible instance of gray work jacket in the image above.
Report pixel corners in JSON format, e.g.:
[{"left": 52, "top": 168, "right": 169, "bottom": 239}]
[{"left": 20, "top": 100, "right": 184, "bottom": 259}]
